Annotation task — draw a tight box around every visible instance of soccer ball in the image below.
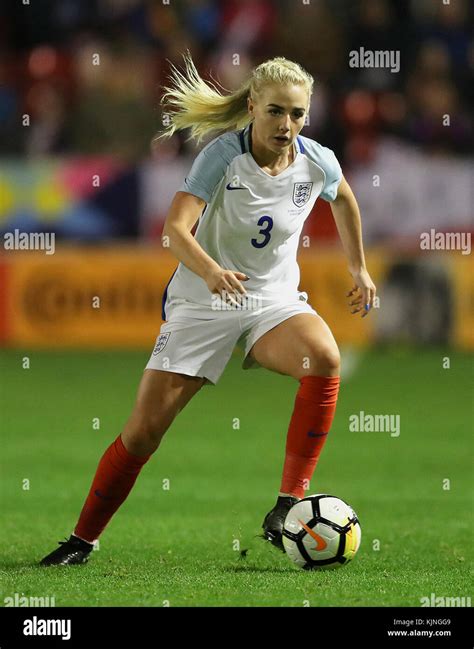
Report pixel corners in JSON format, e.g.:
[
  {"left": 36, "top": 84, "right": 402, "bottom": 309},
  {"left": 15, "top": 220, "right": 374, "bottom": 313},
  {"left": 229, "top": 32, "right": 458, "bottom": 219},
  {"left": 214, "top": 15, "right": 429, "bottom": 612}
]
[{"left": 282, "top": 494, "right": 361, "bottom": 570}]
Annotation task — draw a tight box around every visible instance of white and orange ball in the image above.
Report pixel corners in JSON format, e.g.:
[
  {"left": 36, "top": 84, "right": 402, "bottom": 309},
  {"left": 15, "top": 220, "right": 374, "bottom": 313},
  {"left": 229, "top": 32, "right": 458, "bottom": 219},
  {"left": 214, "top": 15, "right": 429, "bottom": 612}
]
[{"left": 282, "top": 494, "right": 361, "bottom": 570}]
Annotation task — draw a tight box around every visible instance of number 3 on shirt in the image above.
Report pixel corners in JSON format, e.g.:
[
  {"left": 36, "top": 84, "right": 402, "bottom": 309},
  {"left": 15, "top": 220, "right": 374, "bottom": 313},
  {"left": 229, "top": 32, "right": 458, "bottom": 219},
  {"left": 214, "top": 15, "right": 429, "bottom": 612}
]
[{"left": 251, "top": 215, "right": 273, "bottom": 249}]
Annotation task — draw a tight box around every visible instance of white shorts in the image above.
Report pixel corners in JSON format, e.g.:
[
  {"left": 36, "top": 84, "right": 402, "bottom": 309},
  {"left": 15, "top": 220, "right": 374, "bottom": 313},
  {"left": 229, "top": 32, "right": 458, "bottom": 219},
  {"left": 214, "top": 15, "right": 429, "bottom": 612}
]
[{"left": 145, "top": 294, "right": 317, "bottom": 385}]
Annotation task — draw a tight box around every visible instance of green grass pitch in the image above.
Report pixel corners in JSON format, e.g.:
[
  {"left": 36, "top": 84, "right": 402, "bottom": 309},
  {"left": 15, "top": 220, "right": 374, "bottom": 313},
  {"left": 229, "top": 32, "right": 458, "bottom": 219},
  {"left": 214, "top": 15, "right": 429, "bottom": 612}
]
[{"left": 0, "top": 347, "right": 472, "bottom": 607}]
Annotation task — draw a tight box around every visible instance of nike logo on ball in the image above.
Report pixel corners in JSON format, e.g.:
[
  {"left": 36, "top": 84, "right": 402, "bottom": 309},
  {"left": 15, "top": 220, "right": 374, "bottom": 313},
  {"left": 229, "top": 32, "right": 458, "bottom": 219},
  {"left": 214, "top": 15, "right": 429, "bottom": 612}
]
[{"left": 298, "top": 519, "right": 328, "bottom": 551}]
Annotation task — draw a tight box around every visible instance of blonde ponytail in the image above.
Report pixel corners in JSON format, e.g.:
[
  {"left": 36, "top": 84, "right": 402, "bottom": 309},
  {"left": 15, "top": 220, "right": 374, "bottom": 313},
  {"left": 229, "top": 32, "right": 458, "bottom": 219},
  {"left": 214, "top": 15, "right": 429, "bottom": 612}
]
[{"left": 156, "top": 51, "right": 314, "bottom": 144}]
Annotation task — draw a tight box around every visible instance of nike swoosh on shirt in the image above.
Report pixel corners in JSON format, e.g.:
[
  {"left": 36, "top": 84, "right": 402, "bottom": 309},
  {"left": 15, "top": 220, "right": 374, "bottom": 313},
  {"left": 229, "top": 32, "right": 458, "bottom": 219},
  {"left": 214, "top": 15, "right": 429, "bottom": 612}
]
[{"left": 226, "top": 183, "right": 247, "bottom": 190}]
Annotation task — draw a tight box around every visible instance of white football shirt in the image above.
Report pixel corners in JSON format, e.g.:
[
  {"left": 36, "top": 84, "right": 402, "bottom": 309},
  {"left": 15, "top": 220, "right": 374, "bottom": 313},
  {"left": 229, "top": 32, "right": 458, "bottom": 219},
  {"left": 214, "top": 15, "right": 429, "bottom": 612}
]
[{"left": 162, "top": 123, "right": 342, "bottom": 318}]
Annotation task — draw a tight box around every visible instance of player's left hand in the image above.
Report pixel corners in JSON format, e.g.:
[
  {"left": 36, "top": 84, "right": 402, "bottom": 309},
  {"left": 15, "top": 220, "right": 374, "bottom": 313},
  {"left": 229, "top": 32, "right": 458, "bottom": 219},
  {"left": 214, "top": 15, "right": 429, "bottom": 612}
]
[{"left": 347, "top": 268, "right": 376, "bottom": 318}]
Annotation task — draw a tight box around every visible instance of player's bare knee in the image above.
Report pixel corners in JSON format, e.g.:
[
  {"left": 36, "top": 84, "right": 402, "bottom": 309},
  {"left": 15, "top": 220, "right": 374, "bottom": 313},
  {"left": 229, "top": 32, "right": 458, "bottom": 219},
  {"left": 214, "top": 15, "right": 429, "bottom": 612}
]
[
  {"left": 318, "top": 344, "right": 340, "bottom": 375},
  {"left": 301, "top": 344, "right": 340, "bottom": 377},
  {"left": 138, "top": 414, "right": 170, "bottom": 444},
  {"left": 123, "top": 410, "right": 171, "bottom": 451}
]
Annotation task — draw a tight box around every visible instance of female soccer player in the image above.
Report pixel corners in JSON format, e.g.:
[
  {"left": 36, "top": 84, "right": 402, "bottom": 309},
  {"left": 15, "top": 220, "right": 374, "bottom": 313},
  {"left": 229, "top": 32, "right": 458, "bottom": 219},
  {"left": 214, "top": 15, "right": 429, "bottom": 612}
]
[{"left": 40, "top": 54, "right": 376, "bottom": 565}]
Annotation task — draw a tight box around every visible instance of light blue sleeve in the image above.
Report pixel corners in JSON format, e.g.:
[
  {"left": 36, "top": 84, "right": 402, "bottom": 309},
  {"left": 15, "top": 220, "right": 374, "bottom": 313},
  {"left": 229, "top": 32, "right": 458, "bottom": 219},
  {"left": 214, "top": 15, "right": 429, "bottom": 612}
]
[
  {"left": 179, "top": 132, "right": 242, "bottom": 203},
  {"left": 300, "top": 137, "right": 343, "bottom": 202}
]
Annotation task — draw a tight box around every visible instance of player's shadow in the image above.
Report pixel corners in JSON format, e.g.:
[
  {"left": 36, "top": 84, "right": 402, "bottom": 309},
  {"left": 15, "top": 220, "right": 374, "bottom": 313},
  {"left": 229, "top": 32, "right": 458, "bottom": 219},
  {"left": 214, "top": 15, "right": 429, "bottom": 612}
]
[
  {"left": 1, "top": 560, "right": 77, "bottom": 570},
  {"left": 224, "top": 565, "right": 293, "bottom": 574},
  {"left": 0, "top": 559, "right": 41, "bottom": 571}
]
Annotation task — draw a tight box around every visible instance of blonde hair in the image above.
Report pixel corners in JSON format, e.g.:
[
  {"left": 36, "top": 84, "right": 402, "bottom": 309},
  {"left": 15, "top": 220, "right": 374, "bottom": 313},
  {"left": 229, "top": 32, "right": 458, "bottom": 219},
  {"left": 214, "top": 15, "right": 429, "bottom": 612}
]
[{"left": 156, "top": 51, "right": 314, "bottom": 144}]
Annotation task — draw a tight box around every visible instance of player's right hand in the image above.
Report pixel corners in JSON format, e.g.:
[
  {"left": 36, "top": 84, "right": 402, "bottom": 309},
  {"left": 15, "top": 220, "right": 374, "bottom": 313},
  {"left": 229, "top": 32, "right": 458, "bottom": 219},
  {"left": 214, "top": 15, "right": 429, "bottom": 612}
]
[{"left": 205, "top": 268, "right": 249, "bottom": 306}]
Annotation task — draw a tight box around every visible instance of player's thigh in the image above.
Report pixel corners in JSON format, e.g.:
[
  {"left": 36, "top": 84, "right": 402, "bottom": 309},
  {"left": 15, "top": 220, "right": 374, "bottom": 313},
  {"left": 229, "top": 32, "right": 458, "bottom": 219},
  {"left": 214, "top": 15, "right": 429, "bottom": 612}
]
[
  {"left": 249, "top": 313, "right": 340, "bottom": 379},
  {"left": 122, "top": 369, "right": 205, "bottom": 444}
]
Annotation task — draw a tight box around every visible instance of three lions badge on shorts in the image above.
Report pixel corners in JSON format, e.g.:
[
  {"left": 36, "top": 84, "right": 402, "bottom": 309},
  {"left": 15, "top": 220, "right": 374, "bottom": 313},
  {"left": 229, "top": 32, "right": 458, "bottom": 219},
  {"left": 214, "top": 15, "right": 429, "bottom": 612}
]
[
  {"left": 152, "top": 332, "right": 170, "bottom": 355},
  {"left": 292, "top": 182, "right": 313, "bottom": 207}
]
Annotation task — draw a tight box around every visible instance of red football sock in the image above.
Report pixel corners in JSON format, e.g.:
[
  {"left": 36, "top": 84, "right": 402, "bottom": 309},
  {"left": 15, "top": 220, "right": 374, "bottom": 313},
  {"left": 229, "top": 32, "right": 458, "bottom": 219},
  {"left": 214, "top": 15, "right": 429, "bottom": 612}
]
[
  {"left": 280, "top": 375, "right": 340, "bottom": 499},
  {"left": 74, "top": 435, "right": 151, "bottom": 543}
]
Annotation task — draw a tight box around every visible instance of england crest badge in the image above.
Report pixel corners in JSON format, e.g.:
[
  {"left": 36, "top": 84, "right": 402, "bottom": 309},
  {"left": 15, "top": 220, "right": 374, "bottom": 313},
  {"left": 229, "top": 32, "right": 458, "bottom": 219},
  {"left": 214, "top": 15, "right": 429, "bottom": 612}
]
[
  {"left": 292, "top": 182, "right": 313, "bottom": 207},
  {"left": 152, "top": 332, "right": 170, "bottom": 355}
]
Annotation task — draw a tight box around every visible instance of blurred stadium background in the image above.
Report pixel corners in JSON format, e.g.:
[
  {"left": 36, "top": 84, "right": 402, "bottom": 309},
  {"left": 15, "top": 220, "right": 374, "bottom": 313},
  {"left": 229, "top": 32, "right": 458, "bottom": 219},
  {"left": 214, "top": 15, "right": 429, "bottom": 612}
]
[
  {"left": 0, "top": 0, "right": 472, "bottom": 350},
  {"left": 0, "top": 0, "right": 473, "bottom": 609}
]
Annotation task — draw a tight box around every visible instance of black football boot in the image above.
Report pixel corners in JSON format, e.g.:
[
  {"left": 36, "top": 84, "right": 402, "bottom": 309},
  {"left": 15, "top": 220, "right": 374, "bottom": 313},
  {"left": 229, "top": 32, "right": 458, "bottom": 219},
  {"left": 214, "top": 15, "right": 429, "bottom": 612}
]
[
  {"left": 261, "top": 495, "right": 299, "bottom": 551},
  {"left": 39, "top": 534, "right": 94, "bottom": 566}
]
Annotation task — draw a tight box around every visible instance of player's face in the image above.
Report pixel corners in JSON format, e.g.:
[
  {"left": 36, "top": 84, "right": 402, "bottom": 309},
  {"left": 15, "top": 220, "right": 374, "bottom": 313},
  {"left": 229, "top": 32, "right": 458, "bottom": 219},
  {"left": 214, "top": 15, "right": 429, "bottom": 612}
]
[{"left": 248, "top": 83, "right": 309, "bottom": 156}]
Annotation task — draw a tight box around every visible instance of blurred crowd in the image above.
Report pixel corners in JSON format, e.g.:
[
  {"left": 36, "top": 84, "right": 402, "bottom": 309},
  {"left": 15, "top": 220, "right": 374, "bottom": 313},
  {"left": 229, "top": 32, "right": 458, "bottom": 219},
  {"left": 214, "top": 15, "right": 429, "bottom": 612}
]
[{"left": 1, "top": 0, "right": 473, "bottom": 163}]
